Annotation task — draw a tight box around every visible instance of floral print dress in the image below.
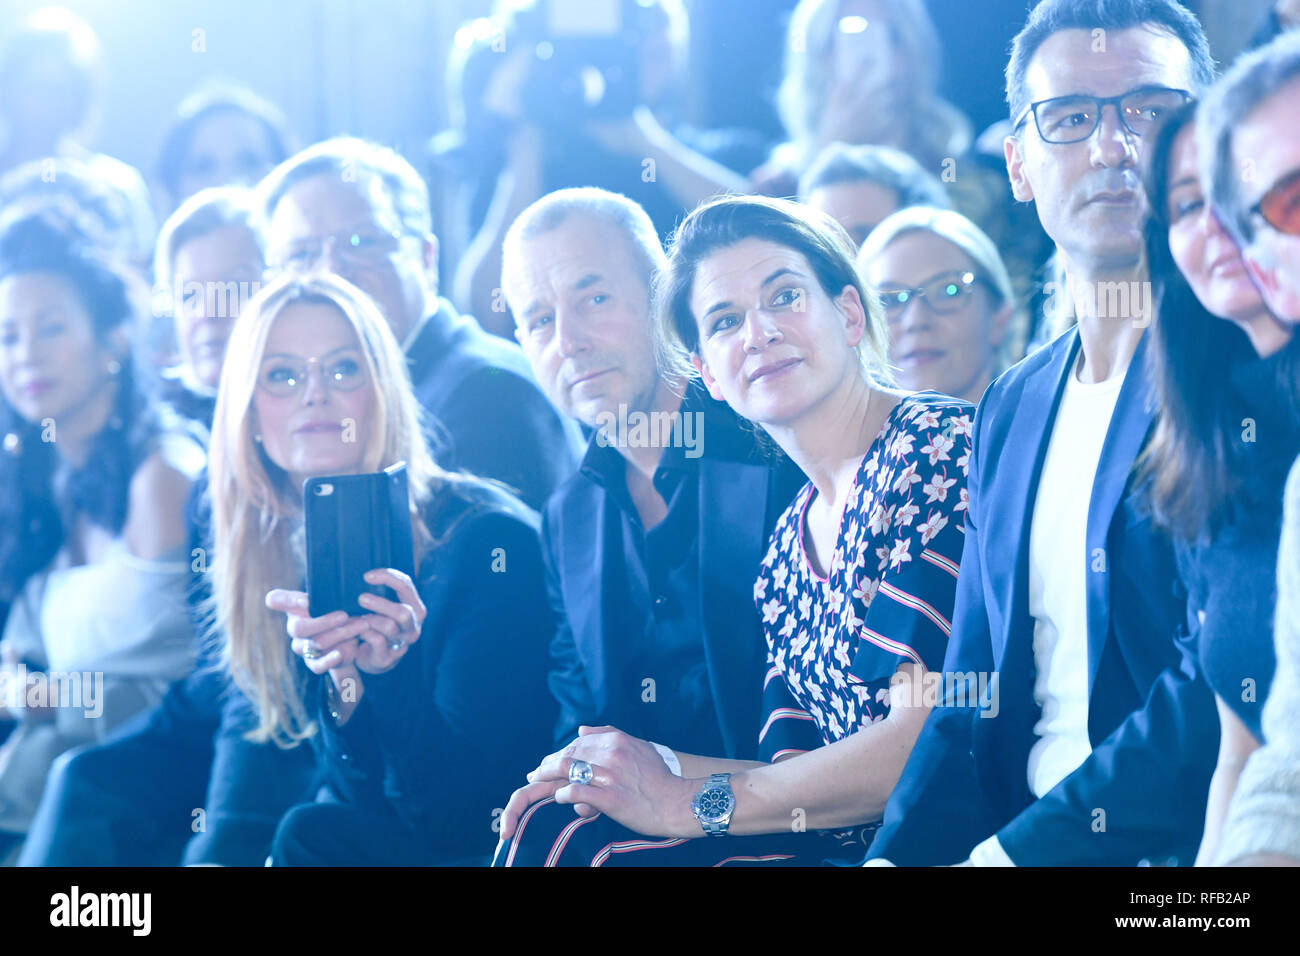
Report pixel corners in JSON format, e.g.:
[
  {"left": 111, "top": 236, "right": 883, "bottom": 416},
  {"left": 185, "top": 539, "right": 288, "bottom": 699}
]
[{"left": 755, "top": 392, "right": 975, "bottom": 762}]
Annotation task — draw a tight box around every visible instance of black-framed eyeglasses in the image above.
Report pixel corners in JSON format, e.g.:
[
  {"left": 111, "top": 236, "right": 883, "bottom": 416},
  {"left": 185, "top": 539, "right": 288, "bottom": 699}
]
[
  {"left": 877, "top": 271, "right": 989, "bottom": 323},
  {"left": 1013, "top": 86, "right": 1191, "bottom": 145}
]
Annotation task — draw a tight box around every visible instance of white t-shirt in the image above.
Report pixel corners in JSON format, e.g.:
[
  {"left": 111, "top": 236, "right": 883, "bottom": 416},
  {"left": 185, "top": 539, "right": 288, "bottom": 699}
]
[
  {"left": 1024, "top": 364, "right": 1124, "bottom": 797},
  {"left": 968, "top": 359, "right": 1125, "bottom": 867}
]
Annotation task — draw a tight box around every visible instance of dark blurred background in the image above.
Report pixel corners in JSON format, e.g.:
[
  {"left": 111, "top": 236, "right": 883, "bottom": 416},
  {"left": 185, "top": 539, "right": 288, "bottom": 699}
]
[{"left": 0, "top": 0, "right": 1276, "bottom": 264}]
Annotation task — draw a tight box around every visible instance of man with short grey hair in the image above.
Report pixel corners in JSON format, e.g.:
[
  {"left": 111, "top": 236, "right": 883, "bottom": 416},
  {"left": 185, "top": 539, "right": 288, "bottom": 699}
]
[
  {"left": 1199, "top": 32, "right": 1300, "bottom": 323},
  {"left": 255, "top": 137, "right": 581, "bottom": 511}
]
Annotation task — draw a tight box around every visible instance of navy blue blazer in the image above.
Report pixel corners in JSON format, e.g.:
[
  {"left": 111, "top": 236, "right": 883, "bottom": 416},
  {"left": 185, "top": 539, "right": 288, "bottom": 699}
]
[
  {"left": 406, "top": 299, "right": 584, "bottom": 511},
  {"left": 543, "top": 394, "right": 806, "bottom": 760},
  {"left": 869, "top": 328, "right": 1219, "bottom": 866}
]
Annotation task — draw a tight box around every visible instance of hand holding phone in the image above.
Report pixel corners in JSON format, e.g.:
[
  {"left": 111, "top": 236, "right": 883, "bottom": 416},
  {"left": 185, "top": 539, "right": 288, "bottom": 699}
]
[{"left": 270, "top": 566, "right": 426, "bottom": 681}]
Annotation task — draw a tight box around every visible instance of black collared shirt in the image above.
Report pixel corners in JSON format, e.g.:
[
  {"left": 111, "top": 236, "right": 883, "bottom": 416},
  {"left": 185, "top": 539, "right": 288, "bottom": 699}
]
[{"left": 578, "top": 388, "right": 726, "bottom": 757}]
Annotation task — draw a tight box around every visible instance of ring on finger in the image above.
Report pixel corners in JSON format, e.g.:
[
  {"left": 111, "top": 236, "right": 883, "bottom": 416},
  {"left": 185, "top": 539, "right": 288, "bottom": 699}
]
[
  {"left": 303, "top": 641, "right": 322, "bottom": 661},
  {"left": 568, "top": 759, "right": 594, "bottom": 786}
]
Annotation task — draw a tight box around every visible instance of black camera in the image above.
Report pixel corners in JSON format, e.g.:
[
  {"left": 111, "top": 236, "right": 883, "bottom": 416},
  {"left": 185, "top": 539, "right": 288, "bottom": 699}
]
[{"left": 516, "top": 0, "right": 644, "bottom": 127}]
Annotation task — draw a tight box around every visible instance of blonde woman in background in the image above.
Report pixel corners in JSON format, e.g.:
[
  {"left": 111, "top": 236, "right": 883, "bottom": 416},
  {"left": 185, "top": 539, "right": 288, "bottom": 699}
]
[{"left": 858, "top": 206, "right": 1023, "bottom": 403}]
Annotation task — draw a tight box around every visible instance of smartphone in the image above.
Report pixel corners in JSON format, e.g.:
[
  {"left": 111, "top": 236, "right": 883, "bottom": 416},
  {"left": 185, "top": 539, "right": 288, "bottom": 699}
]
[{"left": 303, "top": 462, "right": 416, "bottom": 619}]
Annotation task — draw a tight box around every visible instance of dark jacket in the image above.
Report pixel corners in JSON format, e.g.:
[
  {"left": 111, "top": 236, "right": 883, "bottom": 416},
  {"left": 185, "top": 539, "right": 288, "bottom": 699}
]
[
  {"left": 869, "top": 328, "right": 1219, "bottom": 866},
  {"left": 406, "top": 299, "right": 583, "bottom": 511},
  {"left": 543, "top": 390, "right": 806, "bottom": 760},
  {"left": 311, "top": 479, "right": 556, "bottom": 861}
]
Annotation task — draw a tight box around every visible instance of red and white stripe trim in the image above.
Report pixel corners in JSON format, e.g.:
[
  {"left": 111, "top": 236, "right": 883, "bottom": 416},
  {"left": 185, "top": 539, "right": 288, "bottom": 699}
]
[
  {"left": 858, "top": 625, "right": 924, "bottom": 666},
  {"left": 591, "top": 837, "right": 690, "bottom": 866},
  {"left": 758, "top": 707, "right": 814, "bottom": 743},
  {"left": 879, "top": 580, "right": 952, "bottom": 635},
  {"left": 920, "top": 548, "right": 960, "bottom": 578}
]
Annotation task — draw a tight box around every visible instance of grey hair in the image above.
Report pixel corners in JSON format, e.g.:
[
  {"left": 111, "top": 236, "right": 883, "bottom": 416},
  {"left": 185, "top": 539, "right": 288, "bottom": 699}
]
[
  {"left": 776, "top": 0, "right": 941, "bottom": 168},
  {"left": 857, "top": 205, "right": 1023, "bottom": 370},
  {"left": 1198, "top": 31, "right": 1300, "bottom": 246},
  {"left": 798, "top": 142, "right": 950, "bottom": 209},
  {"left": 253, "top": 137, "right": 432, "bottom": 241},
  {"left": 154, "top": 185, "right": 258, "bottom": 287},
  {"left": 502, "top": 187, "right": 666, "bottom": 289}
]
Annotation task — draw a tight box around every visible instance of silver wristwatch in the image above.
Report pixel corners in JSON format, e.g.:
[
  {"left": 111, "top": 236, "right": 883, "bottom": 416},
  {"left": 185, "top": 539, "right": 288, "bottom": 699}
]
[{"left": 690, "top": 773, "right": 735, "bottom": 836}]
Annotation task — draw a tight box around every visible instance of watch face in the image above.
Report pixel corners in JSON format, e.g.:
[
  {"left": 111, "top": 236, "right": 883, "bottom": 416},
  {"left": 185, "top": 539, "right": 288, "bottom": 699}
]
[{"left": 696, "top": 786, "right": 734, "bottom": 823}]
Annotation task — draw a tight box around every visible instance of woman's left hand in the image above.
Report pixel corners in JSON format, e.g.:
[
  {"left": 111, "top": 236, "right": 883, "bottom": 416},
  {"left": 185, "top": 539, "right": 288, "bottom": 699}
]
[
  {"left": 352, "top": 568, "right": 427, "bottom": 675},
  {"left": 523, "top": 725, "right": 698, "bottom": 838}
]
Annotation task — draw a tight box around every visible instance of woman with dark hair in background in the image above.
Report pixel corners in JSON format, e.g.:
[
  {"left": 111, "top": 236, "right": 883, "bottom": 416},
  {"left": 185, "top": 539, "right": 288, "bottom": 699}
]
[
  {"left": 0, "top": 214, "right": 197, "bottom": 862},
  {"left": 1139, "top": 102, "right": 1300, "bottom": 866},
  {"left": 18, "top": 192, "right": 316, "bottom": 869},
  {"left": 496, "top": 196, "right": 972, "bottom": 866},
  {"left": 155, "top": 83, "right": 291, "bottom": 215}
]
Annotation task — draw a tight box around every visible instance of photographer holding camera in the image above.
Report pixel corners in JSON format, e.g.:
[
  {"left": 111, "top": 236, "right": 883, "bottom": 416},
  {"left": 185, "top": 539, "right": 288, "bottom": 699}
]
[{"left": 444, "top": 0, "right": 749, "bottom": 336}]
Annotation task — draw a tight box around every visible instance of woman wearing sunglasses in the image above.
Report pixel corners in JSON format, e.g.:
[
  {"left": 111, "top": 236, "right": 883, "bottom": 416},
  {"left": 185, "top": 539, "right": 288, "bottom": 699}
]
[
  {"left": 1139, "top": 101, "right": 1300, "bottom": 866},
  {"left": 204, "top": 271, "right": 556, "bottom": 865},
  {"left": 857, "top": 206, "right": 1020, "bottom": 405}
]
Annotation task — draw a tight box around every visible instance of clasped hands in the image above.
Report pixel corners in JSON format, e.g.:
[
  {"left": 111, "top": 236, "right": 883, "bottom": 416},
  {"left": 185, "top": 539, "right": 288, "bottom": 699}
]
[{"left": 498, "top": 725, "right": 699, "bottom": 842}]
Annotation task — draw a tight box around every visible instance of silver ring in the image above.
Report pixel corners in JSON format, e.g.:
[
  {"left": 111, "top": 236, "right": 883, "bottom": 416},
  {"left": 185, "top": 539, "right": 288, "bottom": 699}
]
[
  {"left": 387, "top": 638, "right": 404, "bottom": 652},
  {"left": 568, "top": 759, "right": 593, "bottom": 786},
  {"left": 303, "top": 643, "right": 322, "bottom": 661}
]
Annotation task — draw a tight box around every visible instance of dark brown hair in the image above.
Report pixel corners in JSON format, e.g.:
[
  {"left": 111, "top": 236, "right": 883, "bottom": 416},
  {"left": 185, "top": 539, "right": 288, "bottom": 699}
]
[
  {"left": 654, "top": 194, "right": 890, "bottom": 384},
  {"left": 1140, "top": 102, "right": 1300, "bottom": 540}
]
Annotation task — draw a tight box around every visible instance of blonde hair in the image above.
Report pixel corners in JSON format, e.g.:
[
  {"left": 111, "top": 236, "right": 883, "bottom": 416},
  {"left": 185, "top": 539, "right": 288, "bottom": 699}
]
[{"left": 207, "top": 272, "right": 444, "bottom": 745}]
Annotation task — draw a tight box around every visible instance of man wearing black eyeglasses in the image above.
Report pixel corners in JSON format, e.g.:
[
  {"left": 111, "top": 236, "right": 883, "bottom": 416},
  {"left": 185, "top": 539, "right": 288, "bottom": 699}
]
[{"left": 867, "top": 0, "right": 1220, "bottom": 867}]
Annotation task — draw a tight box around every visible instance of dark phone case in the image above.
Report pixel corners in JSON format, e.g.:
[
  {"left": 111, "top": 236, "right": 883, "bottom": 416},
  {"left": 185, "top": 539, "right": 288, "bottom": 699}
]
[{"left": 304, "top": 462, "right": 416, "bottom": 619}]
